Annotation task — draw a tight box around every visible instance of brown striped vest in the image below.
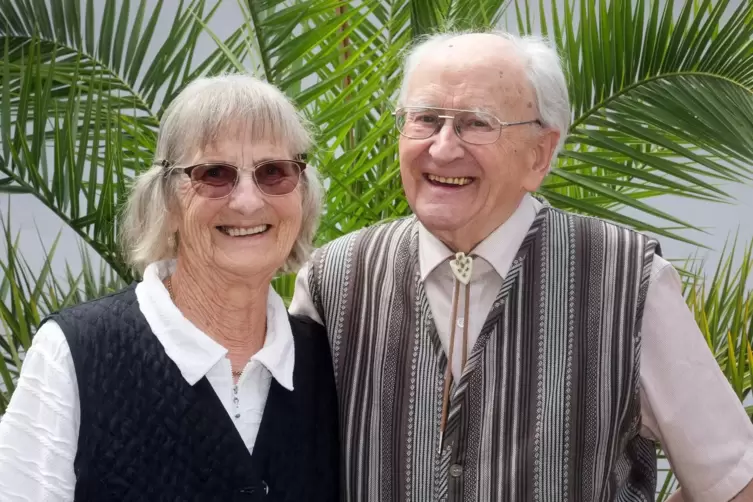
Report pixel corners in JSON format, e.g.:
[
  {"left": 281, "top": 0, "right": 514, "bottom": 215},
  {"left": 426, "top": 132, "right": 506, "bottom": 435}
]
[{"left": 307, "top": 205, "right": 659, "bottom": 502}]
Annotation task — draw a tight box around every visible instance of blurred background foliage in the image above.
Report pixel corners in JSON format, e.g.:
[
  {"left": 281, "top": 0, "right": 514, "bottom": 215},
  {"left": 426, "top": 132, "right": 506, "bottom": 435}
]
[{"left": 1, "top": 1, "right": 752, "bottom": 498}]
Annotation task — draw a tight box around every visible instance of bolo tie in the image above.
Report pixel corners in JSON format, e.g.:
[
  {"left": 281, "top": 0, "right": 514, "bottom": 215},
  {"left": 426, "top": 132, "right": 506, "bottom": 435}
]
[{"left": 439, "top": 251, "right": 473, "bottom": 448}]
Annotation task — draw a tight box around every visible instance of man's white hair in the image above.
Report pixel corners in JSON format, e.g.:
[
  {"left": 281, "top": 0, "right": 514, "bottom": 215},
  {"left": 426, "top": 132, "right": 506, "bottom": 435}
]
[
  {"left": 398, "top": 30, "right": 571, "bottom": 163},
  {"left": 120, "top": 73, "right": 323, "bottom": 275}
]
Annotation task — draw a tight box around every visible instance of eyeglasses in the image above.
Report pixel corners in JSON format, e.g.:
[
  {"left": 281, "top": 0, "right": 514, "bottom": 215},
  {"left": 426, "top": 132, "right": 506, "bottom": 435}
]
[
  {"left": 161, "top": 158, "right": 307, "bottom": 199},
  {"left": 393, "top": 107, "right": 542, "bottom": 145}
]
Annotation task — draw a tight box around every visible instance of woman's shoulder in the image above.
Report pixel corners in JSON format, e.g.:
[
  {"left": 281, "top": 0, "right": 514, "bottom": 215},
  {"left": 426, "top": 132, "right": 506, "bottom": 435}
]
[
  {"left": 62, "top": 283, "right": 137, "bottom": 309},
  {"left": 49, "top": 283, "right": 139, "bottom": 325},
  {"left": 288, "top": 314, "right": 329, "bottom": 351},
  {"left": 42, "top": 284, "right": 146, "bottom": 352},
  {"left": 287, "top": 313, "right": 326, "bottom": 336},
  {"left": 287, "top": 314, "right": 333, "bottom": 376}
]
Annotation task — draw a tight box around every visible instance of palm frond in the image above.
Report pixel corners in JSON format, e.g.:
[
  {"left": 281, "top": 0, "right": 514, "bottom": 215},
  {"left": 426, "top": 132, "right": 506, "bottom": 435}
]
[
  {"left": 521, "top": 0, "right": 753, "bottom": 244},
  {"left": 0, "top": 0, "right": 247, "bottom": 279},
  {"left": 0, "top": 211, "right": 123, "bottom": 412}
]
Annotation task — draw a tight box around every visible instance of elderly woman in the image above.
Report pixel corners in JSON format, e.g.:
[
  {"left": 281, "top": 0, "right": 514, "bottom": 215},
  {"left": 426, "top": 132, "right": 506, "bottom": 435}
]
[{"left": 0, "top": 75, "right": 338, "bottom": 500}]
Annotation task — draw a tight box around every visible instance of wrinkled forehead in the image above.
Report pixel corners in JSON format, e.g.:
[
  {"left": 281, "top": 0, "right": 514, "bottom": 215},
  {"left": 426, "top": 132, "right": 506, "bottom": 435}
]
[
  {"left": 174, "top": 118, "right": 294, "bottom": 165},
  {"left": 404, "top": 42, "right": 535, "bottom": 115}
]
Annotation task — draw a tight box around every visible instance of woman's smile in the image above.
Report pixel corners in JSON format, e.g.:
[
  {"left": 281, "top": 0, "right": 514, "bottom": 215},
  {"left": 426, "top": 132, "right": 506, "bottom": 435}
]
[{"left": 216, "top": 224, "right": 271, "bottom": 237}]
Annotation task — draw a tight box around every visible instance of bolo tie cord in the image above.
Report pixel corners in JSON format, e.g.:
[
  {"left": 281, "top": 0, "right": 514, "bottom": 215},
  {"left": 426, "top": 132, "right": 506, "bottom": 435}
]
[{"left": 439, "top": 252, "right": 473, "bottom": 449}]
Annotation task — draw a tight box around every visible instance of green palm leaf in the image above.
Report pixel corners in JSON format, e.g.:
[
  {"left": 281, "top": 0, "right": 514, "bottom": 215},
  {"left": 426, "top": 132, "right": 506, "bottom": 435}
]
[
  {"left": 523, "top": 0, "right": 753, "bottom": 243},
  {"left": 0, "top": 211, "right": 123, "bottom": 412},
  {"left": 0, "top": 0, "right": 245, "bottom": 279},
  {"left": 1, "top": 11, "right": 752, "bottom": 501}
]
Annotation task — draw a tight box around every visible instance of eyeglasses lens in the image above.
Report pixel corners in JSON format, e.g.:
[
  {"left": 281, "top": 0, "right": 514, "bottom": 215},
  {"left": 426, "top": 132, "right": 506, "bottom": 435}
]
[
  {"left": 396, "top": 108, "right": 500, "bottom": 144},
  {"left": 253, "top": 160, "right": 302, "bottom": 196},
  {"left": 190, "top": 164, "right": 238, "bottom": 198},
  {"left": 189, "top": 161, "right": 302, "bottom": 198}
]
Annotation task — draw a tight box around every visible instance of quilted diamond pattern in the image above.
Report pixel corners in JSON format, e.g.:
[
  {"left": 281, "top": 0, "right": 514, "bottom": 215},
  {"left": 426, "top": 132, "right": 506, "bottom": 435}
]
[{"left": 44, "top": 285, "right": 339, "bottom": 502}]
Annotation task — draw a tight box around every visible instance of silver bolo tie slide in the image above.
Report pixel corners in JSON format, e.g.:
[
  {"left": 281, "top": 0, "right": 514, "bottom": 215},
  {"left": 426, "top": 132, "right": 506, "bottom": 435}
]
[{"left": 439, "top": 251, "right": 473, "bottom": 450}]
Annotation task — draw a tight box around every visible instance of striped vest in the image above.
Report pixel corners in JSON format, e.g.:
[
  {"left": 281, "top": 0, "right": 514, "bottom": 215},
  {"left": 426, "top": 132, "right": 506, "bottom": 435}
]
[{"left": 307, "top": 205, "right": 659, "bottom": 502}]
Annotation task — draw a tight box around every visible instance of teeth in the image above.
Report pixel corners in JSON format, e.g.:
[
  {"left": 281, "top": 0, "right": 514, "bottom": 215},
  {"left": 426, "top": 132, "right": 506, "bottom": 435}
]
[
  {"left": 427, "top": 174, "right": 472, "bottom": 186},
  {"left": 221, "top": 225, "right": 269, "bottom": 237}
]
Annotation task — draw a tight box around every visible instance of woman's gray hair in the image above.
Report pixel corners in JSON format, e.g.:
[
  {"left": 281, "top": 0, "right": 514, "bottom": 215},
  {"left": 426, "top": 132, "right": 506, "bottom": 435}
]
[
  {"left": 398, "top": 30, "right": 571, "bottom": 165},
  {"left": 120, "top": 73, "right": 323, "bottom": 275}
]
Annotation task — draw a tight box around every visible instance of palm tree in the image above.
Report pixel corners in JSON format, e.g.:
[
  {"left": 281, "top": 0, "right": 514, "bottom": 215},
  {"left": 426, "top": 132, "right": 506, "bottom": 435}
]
[{"left": 1, "top": 1, "right": 752, "bottom": 499}]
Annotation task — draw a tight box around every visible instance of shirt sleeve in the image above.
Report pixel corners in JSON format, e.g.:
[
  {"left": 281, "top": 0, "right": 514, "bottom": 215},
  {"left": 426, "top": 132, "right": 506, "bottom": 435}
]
[
  {"left": 289, "top": 262, "right": 324, "bottom": 325},
  {"left": 639, "top": 255, "right": 753, "bottom": 502},
  {"left": 0, "top": 320, "right": 79, "bottom": 501}
]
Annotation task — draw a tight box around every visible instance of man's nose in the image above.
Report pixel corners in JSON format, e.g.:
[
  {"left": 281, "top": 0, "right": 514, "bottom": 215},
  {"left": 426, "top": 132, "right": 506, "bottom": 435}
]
[{"left": 428, "top": 120, "right": 465, "bottom": 163}]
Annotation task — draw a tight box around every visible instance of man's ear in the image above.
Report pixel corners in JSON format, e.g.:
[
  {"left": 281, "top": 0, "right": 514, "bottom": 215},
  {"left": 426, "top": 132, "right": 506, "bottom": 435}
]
[{"left": 523, "top": 127, "right": 560, "bottom": 192}]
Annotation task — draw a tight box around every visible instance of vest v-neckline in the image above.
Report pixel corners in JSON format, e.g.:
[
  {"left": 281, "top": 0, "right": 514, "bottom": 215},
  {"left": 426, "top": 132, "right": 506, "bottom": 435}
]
[
  {"left": 410, "top": 207, "right": 550, "bottom": 388},
  {"left": 192, "top": 376, "right": 269, "bottom": 485}
]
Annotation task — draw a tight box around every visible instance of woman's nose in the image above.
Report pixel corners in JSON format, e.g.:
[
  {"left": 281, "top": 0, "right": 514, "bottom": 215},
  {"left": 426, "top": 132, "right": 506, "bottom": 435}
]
[{"left": 227, "top": 173, "right": 265, "bottom": 214}]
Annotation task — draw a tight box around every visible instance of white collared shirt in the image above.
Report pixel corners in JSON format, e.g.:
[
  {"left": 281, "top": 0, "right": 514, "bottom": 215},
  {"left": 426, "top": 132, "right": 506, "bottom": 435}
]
[
  {"left": 290, "top": 194, "right": 753, "bottom": 502},
  {"left": 417, "top": 194, "right": 539, "bottom": 381},
  {"left": 0, "top": 260, "right": 295, "bottom": 502}
]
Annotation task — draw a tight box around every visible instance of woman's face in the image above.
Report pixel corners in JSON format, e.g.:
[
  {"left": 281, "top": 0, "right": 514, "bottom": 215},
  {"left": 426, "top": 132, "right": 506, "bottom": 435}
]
[{"left": 173, "top": 135, "right": 303, "bottom": 281}]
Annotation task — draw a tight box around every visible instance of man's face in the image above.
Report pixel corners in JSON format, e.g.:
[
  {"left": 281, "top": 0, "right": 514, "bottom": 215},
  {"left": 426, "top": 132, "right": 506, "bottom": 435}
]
[{"left": 398, "top": 35, "right": 559, "bottom": 252}]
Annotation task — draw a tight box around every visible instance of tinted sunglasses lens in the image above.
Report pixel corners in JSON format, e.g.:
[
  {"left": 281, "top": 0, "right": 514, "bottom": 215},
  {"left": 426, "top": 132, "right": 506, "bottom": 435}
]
[
  {"left": 190, "top": 164, "right": 237, "bottom": 198},
  {"left": 254, "top": 161, "right": 302, "bottom": 196}
]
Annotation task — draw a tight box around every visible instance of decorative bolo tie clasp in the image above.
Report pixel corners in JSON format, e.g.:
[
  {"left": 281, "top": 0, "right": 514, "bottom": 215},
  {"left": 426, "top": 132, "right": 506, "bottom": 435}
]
[{"left": 449, "top": 252, "right": 473, "bottom": 284}]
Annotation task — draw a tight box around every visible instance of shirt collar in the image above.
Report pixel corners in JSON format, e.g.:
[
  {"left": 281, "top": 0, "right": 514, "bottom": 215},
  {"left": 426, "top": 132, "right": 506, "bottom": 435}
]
[
  {"left": 418, "top": 193, "right": 542, "bottom": 281},
  {"left": 135, "top": 260, "right": 295, "bottom": 390},
  {"left": 253, "top": 290, "right": 295, "bottom": 391}
]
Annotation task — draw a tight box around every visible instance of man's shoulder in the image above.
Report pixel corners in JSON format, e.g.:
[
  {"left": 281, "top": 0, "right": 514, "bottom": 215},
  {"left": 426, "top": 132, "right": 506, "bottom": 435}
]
[
  {"left": 546, "top": 206, "right": 662, "bottom": 259},
  {"left": 551, "top": 207, "right": 658, "bottom": 241}
]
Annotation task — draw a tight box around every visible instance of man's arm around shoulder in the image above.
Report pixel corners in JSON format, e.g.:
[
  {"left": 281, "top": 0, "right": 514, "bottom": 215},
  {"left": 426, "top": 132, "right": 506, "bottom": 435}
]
[{"left": 289, "top": 262, "right": 324, "bottom": 325}]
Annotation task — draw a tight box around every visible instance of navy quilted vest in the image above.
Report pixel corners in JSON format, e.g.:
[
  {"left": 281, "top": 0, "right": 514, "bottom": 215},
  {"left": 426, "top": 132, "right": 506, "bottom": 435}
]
[{"left": 44, "top": 285, "right": 339, "bottom": 502}]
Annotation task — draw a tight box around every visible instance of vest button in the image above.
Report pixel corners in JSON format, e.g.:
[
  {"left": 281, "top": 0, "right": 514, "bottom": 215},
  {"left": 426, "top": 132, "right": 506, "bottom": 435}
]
[{"left": 449, "top": 463, "right": 463, "bottom": 477}]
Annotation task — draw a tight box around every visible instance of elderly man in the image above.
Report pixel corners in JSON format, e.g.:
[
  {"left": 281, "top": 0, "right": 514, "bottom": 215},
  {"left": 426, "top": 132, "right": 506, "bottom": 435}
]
[{"left": 291, "top": 31, "right": 753, "bottom": 501}]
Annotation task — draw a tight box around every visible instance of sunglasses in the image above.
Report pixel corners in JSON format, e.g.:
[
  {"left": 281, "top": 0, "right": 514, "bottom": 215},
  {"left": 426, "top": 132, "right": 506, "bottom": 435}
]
[{"left": 161, "top": 159, "right": 307, "bottom": 198}]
